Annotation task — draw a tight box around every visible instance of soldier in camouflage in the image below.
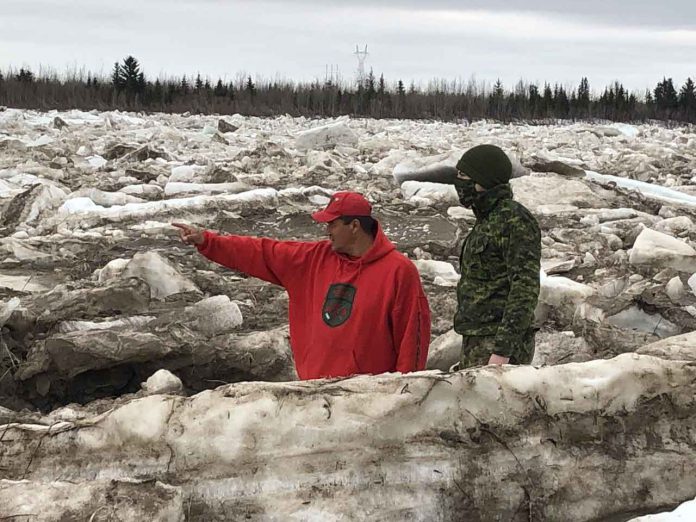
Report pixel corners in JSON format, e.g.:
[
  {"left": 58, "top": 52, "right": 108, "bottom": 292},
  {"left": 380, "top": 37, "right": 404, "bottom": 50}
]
[{"left": 453, "top": 144, "right": 541, "bottom": 367}]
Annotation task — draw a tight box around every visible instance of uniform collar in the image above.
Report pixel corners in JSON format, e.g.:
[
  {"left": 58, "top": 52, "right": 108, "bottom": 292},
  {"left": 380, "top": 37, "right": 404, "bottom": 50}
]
[{"left": 472, "top": 183, "right": 513, "bottom": 218}]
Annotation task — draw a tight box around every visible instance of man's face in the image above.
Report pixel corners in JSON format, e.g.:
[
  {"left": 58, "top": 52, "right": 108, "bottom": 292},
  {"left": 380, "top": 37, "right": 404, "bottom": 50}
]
[
  {"left": 456, "top": 171, "right": 486, "bottom": 192},
  {"left": 326, "top": 218, "right": 355, "bottom": 253}
]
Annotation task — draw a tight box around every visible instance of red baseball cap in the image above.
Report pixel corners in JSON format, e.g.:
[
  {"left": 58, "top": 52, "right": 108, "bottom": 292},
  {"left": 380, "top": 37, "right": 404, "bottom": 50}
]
[{"left": 311, "top": 191, "right": 372, "bottom": 223}]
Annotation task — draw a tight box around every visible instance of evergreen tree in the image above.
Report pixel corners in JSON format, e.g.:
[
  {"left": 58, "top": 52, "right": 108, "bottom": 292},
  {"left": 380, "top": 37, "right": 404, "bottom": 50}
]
[
  {"left": 137, "top": 72, "right": 146, "bottom": 94},
  {"left": 664, "top": 78, "right": 679, "bottom": 111},
  {"left": 542, "top": 83, "right": 553, "bottom": 116},
  {"left": 153, "top": 79, "right": 163, "bottom": 104},
  {"left": 307, "top": 86, "right": 315, "bottom": 112},
  {"left": 553, "top": 84, "right": 570, "bottom": 117},
  {"left": 654, "top": 77, "right": 678, "bottom": 116},
  {"left": 366, "top": 69, "right": 376, "bottom": 97},
  {"left": 614, "top": 82, "right": 627, "bottom": 118},
  {"left": 679, "top": 77, "right": 696, "bottom": 121},
  {"left": 396, "top": 80, "right": 406, "bottom": 115},
  {"left": 166, "top": 82, "right": 176, "bottom": 104},
  {"left": 397, "top": 79, "right": 406, "bottom": 97},
  {"left": 492, "top": 79, "right": 504, "bottom": 98},
  {"left": 569, "top": 90, "right": 577, "bottom": 118},
  {"left": 489, "top": 79, "right": 505, "bottom": 118},
  {"left": 577, "top": 77, "right": 590, "bottom": 116},
  {"left": 376, "top": 73, "right": 389, "bottom": 117},
  {"left": 627, "top": 93, "right": 637, "bottom": 115},
  {"left": 598, "top": 87, "right": 611, "bottom": 118},
  {"left": 214, "top": 78, "right": 226, "bottom": 97},
  {"left": 336, "top": 88, "right": 343, "bottom": 108},
  {"left": 246, "top": 76, "right": 256, "bottom": 96},
  {"left": 361, "top": 69, "right": 376, "bottom": 114},
  {"left": 195, "top": 74, "right": 203, "bottom": 91},
  {"left": 645, "top": 89, "right": 654, "bottom": 106},
  {"left": 120, "top": 56, "right": 144, "bottom": 95},
  {"left": 16, "top": 68, "right": 35, "bottom": 83},
  {"left": 112, "top": 62, "right": 123, "bottom": 89},
  {"left": 528, "top": 84, "right": 540, "bottom": 118},
  {"left": 181, "top": 76, "right": 190, "bottom": 94}
]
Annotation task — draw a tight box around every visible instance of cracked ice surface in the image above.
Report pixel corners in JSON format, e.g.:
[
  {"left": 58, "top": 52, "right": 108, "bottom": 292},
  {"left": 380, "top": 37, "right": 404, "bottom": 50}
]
[{"left": 1, "top": 109, "right": 696, "bottom": 520}]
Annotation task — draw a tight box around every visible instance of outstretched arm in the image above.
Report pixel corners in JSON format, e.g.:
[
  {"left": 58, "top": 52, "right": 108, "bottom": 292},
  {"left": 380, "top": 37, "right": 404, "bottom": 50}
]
[{"left": 172, "top": 223, "right": 315, "bottom": 288}]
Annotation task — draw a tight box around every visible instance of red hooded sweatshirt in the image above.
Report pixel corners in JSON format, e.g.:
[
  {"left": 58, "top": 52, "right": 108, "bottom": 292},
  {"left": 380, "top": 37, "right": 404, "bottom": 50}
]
[{"left": 196, "top": 224, "right": 430, "bottom": 380}]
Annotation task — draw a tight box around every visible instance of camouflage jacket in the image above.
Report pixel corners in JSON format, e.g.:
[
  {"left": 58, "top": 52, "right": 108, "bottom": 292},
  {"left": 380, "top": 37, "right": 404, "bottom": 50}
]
[{"left": 454, "top": 183, "right": 541, "bottom": 359}]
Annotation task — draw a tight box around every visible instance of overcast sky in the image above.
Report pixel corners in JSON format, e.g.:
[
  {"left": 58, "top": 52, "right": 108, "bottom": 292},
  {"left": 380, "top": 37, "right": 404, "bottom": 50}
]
[{"left": 2, "top": 0, "right": 695, "bottom": 93}]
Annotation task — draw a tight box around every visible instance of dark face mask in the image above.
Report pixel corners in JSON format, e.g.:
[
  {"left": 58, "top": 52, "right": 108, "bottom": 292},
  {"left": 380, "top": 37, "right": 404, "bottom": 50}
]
[{"left": 455, "top": 178, "right": 478, "bottom": 208}]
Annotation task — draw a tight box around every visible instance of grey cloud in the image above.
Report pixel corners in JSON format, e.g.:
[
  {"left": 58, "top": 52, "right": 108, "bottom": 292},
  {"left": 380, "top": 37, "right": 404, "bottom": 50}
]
[
  {"left": 1, "top": 0, "right": 131, "bottom": 23},
  {"left": 230, "top": 0, "right": 696, "bottom": 28},
  {"left": 1, "top": 0, "right": 695, "bottom": 93}
]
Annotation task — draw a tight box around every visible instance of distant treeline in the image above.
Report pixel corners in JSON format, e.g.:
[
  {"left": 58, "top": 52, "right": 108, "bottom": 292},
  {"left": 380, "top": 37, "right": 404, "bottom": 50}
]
[{"left": 1, "top": 56, "right": 696, "bottom": 123}]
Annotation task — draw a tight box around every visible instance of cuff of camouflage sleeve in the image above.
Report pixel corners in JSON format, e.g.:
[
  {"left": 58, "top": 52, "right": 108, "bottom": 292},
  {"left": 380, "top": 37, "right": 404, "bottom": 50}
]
[{"left": 492, "top": 333, "right": 519, "bottom": 358}]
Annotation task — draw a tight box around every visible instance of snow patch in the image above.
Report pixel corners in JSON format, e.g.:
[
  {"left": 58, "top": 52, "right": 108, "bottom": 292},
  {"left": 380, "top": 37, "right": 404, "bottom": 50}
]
[
  {"left": 121, "top": 252, "right": 199, "bottom": 299},
  {"left": 169, "top": 165, "right": 207, "bottom": 183},
  {"left": 295, "top": 121, "right": 358, "bottom": 150},
  {"left": 184, "top": 295, "right": 243, "bottom": 335},
  {"left": 539, "top": 271, "right": 595, "bottom": 308},
  {"left": 142, "top": 369, "right": 183, "bottom": 395},
  {"left": 400, "top": 181, "right": 459, "bottom": 205},
  {"left": 413, "top": 260, "right": 460, "bottom": 286},
  {"left": 86, "top": 155, "right": 107, "bottom": 169},
  {"left": 164, "top": 181, "right": 248, "bottom": 197}
]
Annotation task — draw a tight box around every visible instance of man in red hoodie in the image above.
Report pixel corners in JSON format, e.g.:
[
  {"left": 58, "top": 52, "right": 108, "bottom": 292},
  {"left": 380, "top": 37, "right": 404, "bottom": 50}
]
[{"left": 173, "top": 191, "right": 431, "bottom": 380}]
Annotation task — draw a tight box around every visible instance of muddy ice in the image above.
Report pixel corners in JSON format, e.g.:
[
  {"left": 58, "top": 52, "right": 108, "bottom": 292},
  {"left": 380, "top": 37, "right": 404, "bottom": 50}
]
[
  {"left": 1, "top": 109, "right": 695, "bottom": 520},
  {"left": 1, "top": 356, "right": 695, "bottom": 521}
]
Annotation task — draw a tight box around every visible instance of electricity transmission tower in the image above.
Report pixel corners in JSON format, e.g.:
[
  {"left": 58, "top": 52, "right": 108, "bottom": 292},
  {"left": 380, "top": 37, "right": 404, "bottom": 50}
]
[{"left": 354, "top": 45, "right": 368, "bottom": 87}]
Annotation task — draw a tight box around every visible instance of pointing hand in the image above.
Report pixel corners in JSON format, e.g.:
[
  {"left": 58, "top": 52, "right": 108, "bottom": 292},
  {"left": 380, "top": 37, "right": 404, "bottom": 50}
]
[{"left": 172, "top": 223, "right": 205, "bottom": 246}]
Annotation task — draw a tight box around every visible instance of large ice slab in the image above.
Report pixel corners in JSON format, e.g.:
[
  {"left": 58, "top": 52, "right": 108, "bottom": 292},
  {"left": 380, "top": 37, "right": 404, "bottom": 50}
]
[
  {"left": 295, "top": 120, "right": 358, "bottom": 150},
  {"left": 2, "top": 355, "right": 695, "bottom": 521},
  {"left": 586, "top": 171, "right": 696, "bottom": 208},
  {"left": 629, "top": 228, "right": 696, "bottom": 273},
  {"left": 54, "top": 188, "right": 278, "bottom": 223}
]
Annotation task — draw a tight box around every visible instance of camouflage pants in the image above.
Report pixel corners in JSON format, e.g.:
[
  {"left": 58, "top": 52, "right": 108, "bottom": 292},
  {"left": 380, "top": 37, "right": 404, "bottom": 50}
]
[{"left": 460, "top": 335, "right": 535, "bottom": 369}]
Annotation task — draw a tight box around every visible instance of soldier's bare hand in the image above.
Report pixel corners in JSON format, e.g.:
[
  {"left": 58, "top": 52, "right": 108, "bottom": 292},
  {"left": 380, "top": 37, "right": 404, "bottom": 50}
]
[
  {"left": 488, "top": 354, "right": 510, "bottom": 365},
  {"left": 172, "top": 223, "right": 205, "bottom": 246}
]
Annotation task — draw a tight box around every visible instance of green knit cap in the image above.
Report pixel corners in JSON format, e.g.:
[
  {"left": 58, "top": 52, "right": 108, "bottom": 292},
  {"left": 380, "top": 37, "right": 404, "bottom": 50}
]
[{"left": 456, "top": 144, "right": 512, "bottom": 189}]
